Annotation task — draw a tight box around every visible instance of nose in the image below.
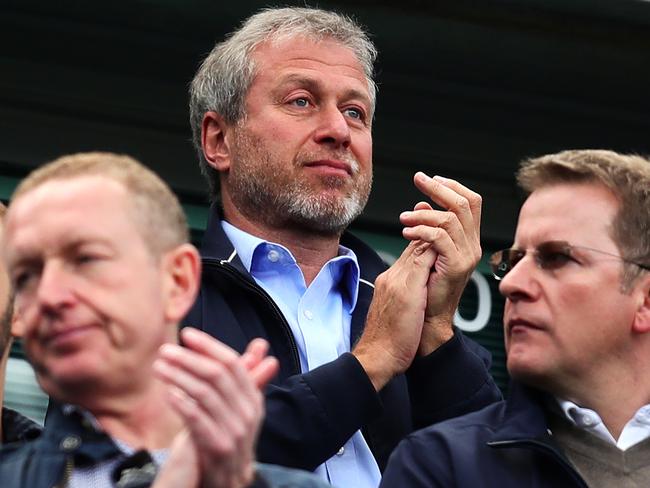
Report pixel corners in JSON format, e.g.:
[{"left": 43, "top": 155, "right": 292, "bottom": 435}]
[
  {"left": 313, "top": 104, "right": 351, "bottom": 149},
  {"left": 498, "top": 254, "right": 539, "bottom": 302},
  {"left": 35, "top": 261, "right": 75, "bottom": 315}
]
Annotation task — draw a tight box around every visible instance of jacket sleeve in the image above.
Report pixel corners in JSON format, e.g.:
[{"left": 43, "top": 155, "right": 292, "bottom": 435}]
[
  {"left": 257, "top": 352, "right": 382, "bottom": 471},
  {"left": 406, "top": 330, "right": 502, "bottom": 429},
  {"left": 379, "top": 432, "right": 452, "bottom": 488}
]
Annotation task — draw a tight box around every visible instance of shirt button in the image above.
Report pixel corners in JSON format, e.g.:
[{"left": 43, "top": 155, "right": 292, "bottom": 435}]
[
  {"left": 336, "top": 446, "right": 345, "bottom": 456},
  {"left": 303, "top": 310, "right": 313, "bottom": 320},
  {"left": 582, "top": 415, "right": 596, "bottom": 427},
  {"left": 267, "top": 250, "right": 280, "bottom": 262},
  {"left": 60, "top": 435, "right": 81, "bottom": 452}
]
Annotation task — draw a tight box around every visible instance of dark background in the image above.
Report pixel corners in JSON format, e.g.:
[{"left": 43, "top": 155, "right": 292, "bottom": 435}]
[{"left": 2, "top": 0, "right": 650, "bottom": 244}]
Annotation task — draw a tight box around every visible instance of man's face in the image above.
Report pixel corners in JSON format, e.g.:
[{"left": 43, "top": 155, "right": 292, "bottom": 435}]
[
  {"left": 4, "top": 177, "right": 173, "bottom": 401},
  {"left": 0, "top": 224, "right": 12, "bottom": 358},
  {"left": 223, "top": 36, "right": 373, "bottom": 235},
  {"left": 500, "top": 182, "right": 641, "bottom": 395}
]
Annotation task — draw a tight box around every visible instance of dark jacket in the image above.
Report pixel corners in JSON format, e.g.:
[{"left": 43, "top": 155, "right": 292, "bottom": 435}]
[
  {"left": 184, "top": 207, "right": 502, "bottom": 472},
  {"left": 0, "top": 403, "right": 330, "bottom": 487},
  {"left": 1, "top": 407, "right": 42, "bottom": 445},
  {"left": 380, "top": 381, "right": 588, "bottom": 487}
]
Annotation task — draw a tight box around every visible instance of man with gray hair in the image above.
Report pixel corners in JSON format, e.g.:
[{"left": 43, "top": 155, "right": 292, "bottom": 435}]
[
  {"left": 381, "top": 150, "right": 650, "bottom": 487},
  {"left": 186, "top": 7, "right": 500, "bottom": 486}
]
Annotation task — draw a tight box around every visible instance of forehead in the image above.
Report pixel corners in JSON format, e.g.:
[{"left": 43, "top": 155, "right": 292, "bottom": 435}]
[
  {"left": 5, "top": 176, "right": 138, "bottom": 253},
  {"left": 249, "top": 36, "right": 370, "bottom": 94},
  {"left": 515, "top": 182, "right": 620, "bottom": 247}
]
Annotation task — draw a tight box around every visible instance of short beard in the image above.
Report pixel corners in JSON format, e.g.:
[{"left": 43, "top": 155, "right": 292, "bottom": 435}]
[{"left": 228, "top": 128, "right": 372, "bottom": 236}]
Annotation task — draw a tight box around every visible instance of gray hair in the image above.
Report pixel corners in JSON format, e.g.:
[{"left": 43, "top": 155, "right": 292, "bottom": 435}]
[{"left": 189, "top": 7, "right": 378, "bottom": 201}]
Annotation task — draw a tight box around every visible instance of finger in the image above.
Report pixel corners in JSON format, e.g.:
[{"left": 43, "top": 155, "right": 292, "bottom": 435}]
[
  {"left": 165, "top": 385, "right": 238, "bottom": 455},
  {"left": 249, "top": 356, "right": 279, "bottom": 389},
  {"left": 399, "top": 209, "right": 467, "bottom": 251},
  {"left": 401, "top": 226, "right": 460, "bottom": 274},
  {"left": 413, "top": 201, "right": 433, "bottom": 211},
  {"left": 429, "top": 174, "right": 482, "bottom": 227},
  {"left": 154, "top": 352, "right": 259, "bottom": 420},
  {"left": 241, "top": 338, "right": 270, "bottom": 371},
  {"left": 412, "top": 172, "right": 480, "bottom": 238},
  {"left": 180, "top": 327, "right": 241, "bottom": 366},
  {"left": 161, "top": 339, "right": 260, "bottom": 404}
]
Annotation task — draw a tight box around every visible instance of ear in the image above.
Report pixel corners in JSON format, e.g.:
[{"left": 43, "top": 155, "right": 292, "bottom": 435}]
[
  {"left": 632, "top": 273, "right": 650, "bottom": 334},
  {"left": 11, "top": 308, "right": 25, "bottom": 338},
  {"left": 202, "top": 111, "right": 233, "bottom": 173},
  {"left": 160, "top": 243, "right": 202, "bottom": 324}
]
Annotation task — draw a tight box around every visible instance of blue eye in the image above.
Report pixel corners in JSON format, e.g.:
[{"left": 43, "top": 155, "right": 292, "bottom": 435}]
[
  {"left": 291, "top": 98, "right": 310, "bottom": 108},
  {"left": 343, "top": 107, "right": 363, "bottom": 120}
]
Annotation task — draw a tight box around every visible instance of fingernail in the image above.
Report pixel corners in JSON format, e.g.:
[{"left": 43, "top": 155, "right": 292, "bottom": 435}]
[
  {"left": 415, "top": 171, "right": 431, "bottom": 182},
  {"left": 400, "top": 211, "right": 412, "bottom": 219},
  {"left": 433, "top": 175, "right": 448, "bottom": 183}
]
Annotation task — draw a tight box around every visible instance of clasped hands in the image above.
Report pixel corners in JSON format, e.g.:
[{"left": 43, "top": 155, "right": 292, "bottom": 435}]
[{"left": 353, "top": 172, "right": 482, "bottom": 391}]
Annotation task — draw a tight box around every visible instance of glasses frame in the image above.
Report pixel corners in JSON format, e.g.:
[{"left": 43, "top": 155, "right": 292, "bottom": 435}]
[{"left": 489, "top": 240, "right": 650, "bottom": 281}]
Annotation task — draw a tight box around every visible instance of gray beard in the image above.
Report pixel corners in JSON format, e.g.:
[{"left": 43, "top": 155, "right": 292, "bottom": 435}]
[
  {"left": 234, "top": 173, "right": 370, "bottom": 235},
  {"left": 227, "top": 130, "right": 372, "bottom": 236}
]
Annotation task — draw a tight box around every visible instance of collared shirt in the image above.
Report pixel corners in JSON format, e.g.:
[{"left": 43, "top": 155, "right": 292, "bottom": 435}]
[
  {"left": 556, "top": 398, "right": 650, "bottom": 450},
  {"left": 60, "top": 405, "right": 167, "bottom": 488},
  {"left": 223, "top": 221, "right": 381, "bottom": 488}
]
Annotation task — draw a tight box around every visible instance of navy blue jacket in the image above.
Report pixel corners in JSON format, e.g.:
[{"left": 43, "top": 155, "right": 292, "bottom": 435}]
[
  {"left": 0, "top": 403, "right": 330, "bottom": 487},
  {"left": 380, "top": 382, "right": 588, "bottom": 487},
  {"left": 1, "top": 407, "right": 42, "bottom": 445},
  {"left": 184, "top": 207, "right": 502, "bottom": 472}
]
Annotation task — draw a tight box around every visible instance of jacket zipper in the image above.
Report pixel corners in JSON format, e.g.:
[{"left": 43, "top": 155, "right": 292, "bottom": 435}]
[
  {"left": 55, "top": 455, "right": 74, "bottom": 488},
  {"left": 202, "top": 257, "right": 302, "bottom": 373}
]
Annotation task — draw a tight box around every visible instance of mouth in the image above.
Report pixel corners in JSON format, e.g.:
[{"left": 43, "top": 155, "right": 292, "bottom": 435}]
[
  {"left": 506, "top": 318, "right": 545, "bottom": 336},
  {"left": 42, "top": 323, "right": 96, "bottom": 349},
  {"left": 303, "top": 159, "right": 353, "bottom": 177}
]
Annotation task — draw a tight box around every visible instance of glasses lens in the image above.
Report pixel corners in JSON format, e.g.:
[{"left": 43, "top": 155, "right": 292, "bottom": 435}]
[
  {"left": 535, "top": 241, "right": 572, "bottom": 271},
  {"left": 489, "top": 250, "right": 510, "bottom": 280}
]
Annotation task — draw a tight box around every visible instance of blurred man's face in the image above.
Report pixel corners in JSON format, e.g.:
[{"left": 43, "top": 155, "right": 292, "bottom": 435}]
[
  {"left": 499, "top": 182, "right": 641, "bottom": 394},
  {"left": 223, "top": 36, "right": 373, "bottom": 234},
  {"left": 4, "top": 176, "right": 174, "bottom": 402},
  {"left": 0, "top": 222, "right": 12, "bottom": 359}
]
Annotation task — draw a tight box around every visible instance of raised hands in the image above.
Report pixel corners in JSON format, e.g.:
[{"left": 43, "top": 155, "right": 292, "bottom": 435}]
[
  {"left": 153, "top": 328, "right": 279, "bottom": 488},
  {"left": 352, "top": 172, "right": 482, "bottom": 392},
  {"left": 400, "top": 172, "right": 482, "bottom": 355}
]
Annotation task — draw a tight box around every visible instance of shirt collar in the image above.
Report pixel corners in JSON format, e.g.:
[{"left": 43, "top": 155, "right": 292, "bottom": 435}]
[{"left": 221, "top": 220, "right": 360, "bottom": 311}]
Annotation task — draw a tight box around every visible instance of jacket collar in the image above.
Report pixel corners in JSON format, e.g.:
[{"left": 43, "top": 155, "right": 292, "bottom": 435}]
[
  {"left": 39, "top": 403, "right": 122, "bottom": 465},
  {"left": 201, "top": 203, "right": 388, "bottom": 285},
  {"left": 488, "top": 381, "right": 552, "bottom": 443},
  {"left": 1, "top": 407, "right": 42, "bottom": 445}
]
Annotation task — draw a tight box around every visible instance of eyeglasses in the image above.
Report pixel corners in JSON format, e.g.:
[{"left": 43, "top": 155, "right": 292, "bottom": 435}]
[{"left": 489, "top": 240, "right": 650, "bottom": 281}]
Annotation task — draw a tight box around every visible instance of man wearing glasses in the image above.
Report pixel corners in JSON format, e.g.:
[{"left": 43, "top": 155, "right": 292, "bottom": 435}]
[{"left": 380, "top": 149, "right": 650, "bottom": 488}]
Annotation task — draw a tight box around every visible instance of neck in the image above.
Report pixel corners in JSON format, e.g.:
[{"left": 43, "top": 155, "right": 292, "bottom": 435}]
[
  {"left": 223, "top": 202, "right": 342, "bottom": 286},
  {"left": 553, "top": 358, "right": 650, "bottom": 440},
  {"left": 87, "top": 378, "right": 184, "bottom": 450}
]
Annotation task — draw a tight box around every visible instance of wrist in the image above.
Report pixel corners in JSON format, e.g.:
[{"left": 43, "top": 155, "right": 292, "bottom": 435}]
[
  {"left": 352, "top": 346, "right": 395, "bottom": 392},
  {"left": 418, "top": 318, "right": 454, "bottom": 356}
]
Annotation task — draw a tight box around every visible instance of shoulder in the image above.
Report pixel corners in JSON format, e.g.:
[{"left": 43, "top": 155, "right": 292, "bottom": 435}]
[
  {"left": 2, "top": 407, "right": 42, "bottom": 445},
  {"left": 256, "top": 463, "right": 331, "bottom": 488},
  {"left": 381, "top": 401, "right": 508, "bottom": 487}
]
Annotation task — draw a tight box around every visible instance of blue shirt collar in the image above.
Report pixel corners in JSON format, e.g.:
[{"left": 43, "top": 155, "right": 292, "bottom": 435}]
[{"left": 221, "top": 220, "right": 360, "bottom": 311}]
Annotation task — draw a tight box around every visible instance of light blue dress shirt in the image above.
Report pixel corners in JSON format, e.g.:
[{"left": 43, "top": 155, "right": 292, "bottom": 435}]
[{"left": 222, "top": 221, "right": 381, "bottom": 488}]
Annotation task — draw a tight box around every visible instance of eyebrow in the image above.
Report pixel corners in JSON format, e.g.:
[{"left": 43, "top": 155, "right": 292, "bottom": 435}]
[{"left": 274, "top": 73, "right": 372, "bottom": 108}]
